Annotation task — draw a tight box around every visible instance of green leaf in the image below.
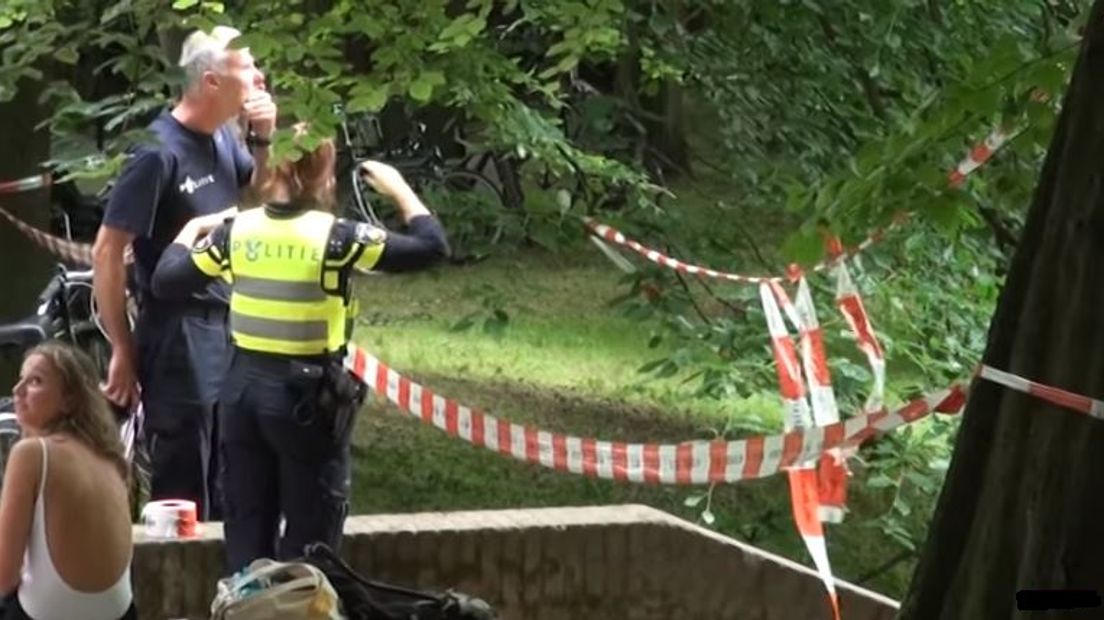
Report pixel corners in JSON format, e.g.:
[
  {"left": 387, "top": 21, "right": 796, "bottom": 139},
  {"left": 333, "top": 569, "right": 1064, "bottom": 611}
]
[
  {"left": 407, "top": 72, "right": 445, "bottom": 103},
  {"left": 408, "top": 80, "right": 433, "bottom": 103},
  {"left": 348, "top": 84, "right": 389, "bottom": 113},
  {"left": 53, "top": 47, "right": 79, "bottom": 65},
  {"left": 780, "top": 228, "right": 822, "bottom": 266},
  {"left": 201, "top": 1, "right": 224, "bottom": 13},
  {"left": 172, "top": 0, "right": 199, "bottom": 10}
]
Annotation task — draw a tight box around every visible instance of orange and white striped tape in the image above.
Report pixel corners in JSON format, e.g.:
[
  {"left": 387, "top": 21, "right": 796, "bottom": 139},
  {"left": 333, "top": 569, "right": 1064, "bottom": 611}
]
[
  {"left": 760, "top": 281, "right": 813, "bottom": 430},
  {"left": 792, "top": 278, "right": 850, "bottom": 524},
  {"left": 585, "top": 125, "right": 1014, "bottom": 285},
  {"left": 761, "top": 280, "right": 840, "bottom": 619},
  {"left": 343, "top": 344, "right": 968, "bottom": 485},
  {"left": 948, "top": 128, "right": 1009, "bottom": 189},
  {"left": 794, "top": 278, "right": 841, "bottom": 429},
  {"left": 0, "top": 207, "right": 138, "bottom": 267},
  {"left": 833, "top": 261, "right": 886, "bottom": 415},
  {"left": 0, "top": 173, "right": 50, "bottom": 195},
  {"left": 789, "top": 466, "right": 840, "bottom": 620},
  {"left": 585, "top": 218, "right": 788, "bottom": 284},
  {"left": 0, "top": 207, "right": 94, "bottom": 266},
  {"left": 979, "top": 365, "right": 1104, "bottom": 420}
]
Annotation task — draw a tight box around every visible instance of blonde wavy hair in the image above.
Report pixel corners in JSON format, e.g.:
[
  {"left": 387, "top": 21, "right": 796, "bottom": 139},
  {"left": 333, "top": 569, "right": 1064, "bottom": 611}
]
[
  {"left": 26, "top": 342, "right": 128, "bottom": 481},
  {"left": 261, "top": 122, "right": 337, "bottom": 211}
]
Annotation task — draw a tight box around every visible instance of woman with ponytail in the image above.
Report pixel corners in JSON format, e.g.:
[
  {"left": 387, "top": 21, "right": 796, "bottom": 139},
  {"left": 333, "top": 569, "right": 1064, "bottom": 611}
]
[{"left": 2, "top": 341, "right": 135, "bottom": 619}]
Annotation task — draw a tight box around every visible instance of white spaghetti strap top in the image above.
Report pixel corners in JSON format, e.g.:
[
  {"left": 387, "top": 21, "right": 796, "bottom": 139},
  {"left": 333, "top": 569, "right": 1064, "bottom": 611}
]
[{"left": 18, "top": 438, "right": 133, "bottom": 620}]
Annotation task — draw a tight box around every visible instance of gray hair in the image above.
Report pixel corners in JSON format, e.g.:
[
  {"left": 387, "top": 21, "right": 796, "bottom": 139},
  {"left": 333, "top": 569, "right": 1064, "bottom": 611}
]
[{"left": 178, "top": 25, "right": 242, "bottom": 91}]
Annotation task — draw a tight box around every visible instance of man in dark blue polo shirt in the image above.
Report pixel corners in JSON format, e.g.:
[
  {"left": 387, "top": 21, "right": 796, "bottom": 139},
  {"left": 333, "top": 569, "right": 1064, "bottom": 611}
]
[{"left": 92, "top": 25, "right": 277, "bottom": 520}]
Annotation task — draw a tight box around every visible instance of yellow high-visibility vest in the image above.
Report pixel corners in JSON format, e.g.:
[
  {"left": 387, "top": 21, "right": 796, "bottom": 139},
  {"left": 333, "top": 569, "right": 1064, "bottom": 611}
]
[{"left": 199, "top": 207, "right": 382, "bottom": 355}]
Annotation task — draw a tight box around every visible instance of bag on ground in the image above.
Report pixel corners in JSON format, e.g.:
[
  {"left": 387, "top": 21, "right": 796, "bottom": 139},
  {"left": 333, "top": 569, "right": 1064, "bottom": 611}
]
[
  {"left": 300, "top": 543, "right": 497, "bottom": 620},
  {"left": 210, "top": 557, "right": 346, "bottom": 620}
]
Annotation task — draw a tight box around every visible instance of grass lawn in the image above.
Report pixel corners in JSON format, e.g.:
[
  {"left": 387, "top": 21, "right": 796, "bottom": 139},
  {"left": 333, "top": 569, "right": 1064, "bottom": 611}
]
[{"left": 346, "top": 242, "right": 919, "bottom": 599}]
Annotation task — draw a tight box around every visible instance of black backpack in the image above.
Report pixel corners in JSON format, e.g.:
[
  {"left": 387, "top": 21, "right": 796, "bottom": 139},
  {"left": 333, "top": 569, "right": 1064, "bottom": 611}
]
[{"left": 300, "top": 543, "right": 498, "bottom": 620}]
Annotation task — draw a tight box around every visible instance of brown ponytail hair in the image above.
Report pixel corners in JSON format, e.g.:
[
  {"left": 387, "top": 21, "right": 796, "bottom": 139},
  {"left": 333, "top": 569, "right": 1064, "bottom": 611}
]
[
  {"left": 26, "top": 342, "right": 129, "bottom": 481},
  {"left": 262, "top": 122, "right": 337, "bottom": 211}
]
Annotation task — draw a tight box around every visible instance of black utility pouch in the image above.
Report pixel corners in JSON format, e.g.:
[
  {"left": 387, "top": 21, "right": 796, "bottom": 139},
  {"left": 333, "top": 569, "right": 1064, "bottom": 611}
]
[
  {"left": 318, "top": 361, "right": 368, "bottom": 443},
  {"left": 288, "top": 361, "right": 325, "bottom": 425}
]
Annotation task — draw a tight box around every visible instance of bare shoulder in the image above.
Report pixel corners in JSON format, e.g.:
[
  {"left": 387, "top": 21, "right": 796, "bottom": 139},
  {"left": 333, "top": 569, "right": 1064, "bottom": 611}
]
[
  {"left": 3, "top": 438, "right": 44, "bottom": 486},
  {"left": 7, "top": 438, "right": 43, "bottom": 463}
]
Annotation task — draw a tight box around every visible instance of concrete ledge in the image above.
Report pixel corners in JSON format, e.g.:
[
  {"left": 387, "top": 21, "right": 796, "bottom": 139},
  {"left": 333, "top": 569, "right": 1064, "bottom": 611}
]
[{"left": 133, "top": 505, "right": 899, "bottom": 619}]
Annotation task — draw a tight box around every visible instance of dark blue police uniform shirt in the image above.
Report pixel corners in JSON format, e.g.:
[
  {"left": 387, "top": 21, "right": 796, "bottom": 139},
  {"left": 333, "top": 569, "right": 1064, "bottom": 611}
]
[{"left": 103, "top": 109, "right": 253, "bottom": 305}]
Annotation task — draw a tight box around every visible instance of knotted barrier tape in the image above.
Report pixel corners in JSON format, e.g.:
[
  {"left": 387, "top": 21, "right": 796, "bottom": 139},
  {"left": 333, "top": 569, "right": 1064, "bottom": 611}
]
[
  {"left": 761, "top": 280, "right": 839, "bottom": 620},
  {"left": 792, "top": 277, "right": 850, "bottom": 525},
  {"left": 822, "top": 245, "right": 888, "bottom": 527}
]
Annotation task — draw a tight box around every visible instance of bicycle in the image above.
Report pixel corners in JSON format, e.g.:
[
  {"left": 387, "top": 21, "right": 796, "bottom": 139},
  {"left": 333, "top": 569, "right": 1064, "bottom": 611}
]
[
  {"left": 333, "top": 104, "right": 515, "bottom": 264},
  {"left": 0, "top": 264, "right": 148, "bottom": 518},
  {"left": 0, "top": 265, "right": 111, "bottom": 372}
]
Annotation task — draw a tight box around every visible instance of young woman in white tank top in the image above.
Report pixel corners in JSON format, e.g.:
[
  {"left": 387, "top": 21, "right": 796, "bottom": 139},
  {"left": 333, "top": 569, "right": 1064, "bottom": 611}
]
[{"left": 1, "top": 342, "right": 135, "bottom": 619}]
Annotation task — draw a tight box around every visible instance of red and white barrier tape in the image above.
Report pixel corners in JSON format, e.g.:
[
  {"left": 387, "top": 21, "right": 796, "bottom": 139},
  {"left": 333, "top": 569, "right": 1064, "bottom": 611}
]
[
  {"left": 343, "top": 344, "right": 968, "bottom": 485},
  {"left": 0, "top": 207, "right": 94, "bottom": 266},
  {"left": 789, "top": 467, "right": 840, "bottom": 620},
  {"left": 585, "top": 126, "right": 1013, "bottom": 284},
  {"left": 794, "top": 278, "right": 841, "bottom": 429},
  {"left": 793, "top": 278, "right": 851, "bottom": 525},
  {"left": 979, "top": 365, "right": 1104, "bottom": 420},
  {"left": 833, "top": 260, "right": 886, "bottom": 414},
  {"left": 585, "top": 218, "right": 787, "bottom": 284},
  {"left": 761, "top": 282, "right": 813, "bottom": 430},
  {"left": 948, "top": 128, "right": 1009, "bottom": 189},
  {"left": 761, "top": 281, "right": 840, "bottom": 620},
  {"left": 0, "top": 173, "right": 50, "bottom": 195}
]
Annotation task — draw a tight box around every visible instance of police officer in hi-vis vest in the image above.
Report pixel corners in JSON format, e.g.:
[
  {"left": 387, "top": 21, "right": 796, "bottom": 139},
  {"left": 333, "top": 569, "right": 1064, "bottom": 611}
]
[{"left": 150, "top": 126, "right": 449, "bottom": 571}]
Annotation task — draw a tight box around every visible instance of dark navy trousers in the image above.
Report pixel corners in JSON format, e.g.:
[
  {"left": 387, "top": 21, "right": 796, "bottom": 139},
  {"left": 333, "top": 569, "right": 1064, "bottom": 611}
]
[
  {"left": 218, "top": 348, "right": 351, "bottom": 574},
  {"left": 135, "top": 301, "right": 230, "bottom": 521}
]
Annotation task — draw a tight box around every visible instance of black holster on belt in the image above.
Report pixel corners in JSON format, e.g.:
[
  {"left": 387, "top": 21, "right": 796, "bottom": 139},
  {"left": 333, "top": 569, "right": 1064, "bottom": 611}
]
[{"left": 290, "top": 358, "right": 367, "bottom": 443}]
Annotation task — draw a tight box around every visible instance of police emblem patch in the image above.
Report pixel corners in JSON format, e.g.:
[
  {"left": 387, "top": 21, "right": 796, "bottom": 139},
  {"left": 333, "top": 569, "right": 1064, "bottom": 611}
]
[{"left": 354, "top": 223, "right": 386, "bottom": 245}]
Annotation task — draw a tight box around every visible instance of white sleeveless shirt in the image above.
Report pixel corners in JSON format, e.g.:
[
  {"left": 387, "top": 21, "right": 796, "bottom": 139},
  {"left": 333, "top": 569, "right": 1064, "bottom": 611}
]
[{"left": 18, "top": 438, "right": 133, "bottom": 620}]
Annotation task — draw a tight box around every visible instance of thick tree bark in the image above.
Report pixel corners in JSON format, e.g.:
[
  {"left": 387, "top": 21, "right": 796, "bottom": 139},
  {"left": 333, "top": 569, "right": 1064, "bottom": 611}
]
[
  {"left": 898, "top": 2, "right": 1104, "bottom": 618},
  {"left": 0, "top": 78, "right": 53, "bottom": 386}
]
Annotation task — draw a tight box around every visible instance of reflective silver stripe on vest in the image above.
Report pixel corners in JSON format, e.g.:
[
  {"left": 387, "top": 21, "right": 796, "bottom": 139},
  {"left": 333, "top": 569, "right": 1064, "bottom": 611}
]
[
  {"left": 231, "top": 312, "right": 329, "bottom": 342},
  {"left": 234, "top": 275, "right": 328, "bottom": 302}
]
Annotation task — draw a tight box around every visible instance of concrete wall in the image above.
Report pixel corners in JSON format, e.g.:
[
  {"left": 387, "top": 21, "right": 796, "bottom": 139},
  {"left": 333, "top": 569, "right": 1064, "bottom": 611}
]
[{"left": 133, "top": 504, "right": 899, "bottom": 620}]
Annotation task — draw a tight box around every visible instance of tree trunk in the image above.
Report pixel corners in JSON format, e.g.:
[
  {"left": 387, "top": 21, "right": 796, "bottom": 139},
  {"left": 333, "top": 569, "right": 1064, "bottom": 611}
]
[
  {"left": 0, "top": 78, "right": 53, "bottom": 386},
  {"left": 898, "top": 2, "right": 1104, "bottom": 618},
  {"left": 641, "top": 80, "right": 691, "bottom": 180}
]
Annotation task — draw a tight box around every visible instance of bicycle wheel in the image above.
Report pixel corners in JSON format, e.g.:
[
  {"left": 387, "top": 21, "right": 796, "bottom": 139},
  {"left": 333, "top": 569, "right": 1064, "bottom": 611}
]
[
  {"left": 455, "top": 151, "right": 525, "bottom": 210},
  {"left": 417, "top": 169, "right": 510, "bottom": 264}
]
